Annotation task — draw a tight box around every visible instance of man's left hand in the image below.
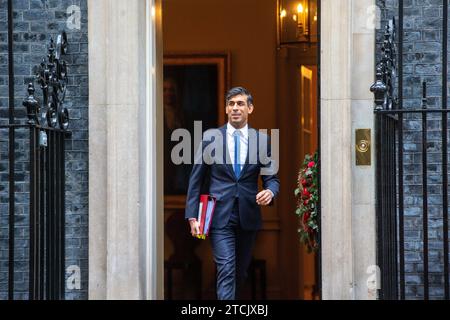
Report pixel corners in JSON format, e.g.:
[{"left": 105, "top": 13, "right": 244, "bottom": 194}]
[{"left": 256, "top": 189, "right": 273, "bottom": 206}]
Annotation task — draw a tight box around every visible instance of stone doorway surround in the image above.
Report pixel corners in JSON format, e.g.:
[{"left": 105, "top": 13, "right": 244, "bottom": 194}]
[
  {"left": 320, "top": 0, "right": 377, "bottom": 299},
  {"left": 87, "top": 0, "right": 377, "bottom": 300},
  {"left": 87, "top": 0, "right": 164, "bottom": 299}
]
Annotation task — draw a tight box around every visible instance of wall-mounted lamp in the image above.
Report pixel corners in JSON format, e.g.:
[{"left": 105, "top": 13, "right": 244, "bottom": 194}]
[{"left": 277, "top": 0, "right": 318, "bottom": 48}]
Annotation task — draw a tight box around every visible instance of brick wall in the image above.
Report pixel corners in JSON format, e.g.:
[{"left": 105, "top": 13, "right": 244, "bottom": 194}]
[
  {"left": 377, "top": 0, "right": 448, "bottom": 299},
  {"left": 0, "top": 0, "right": 88, "bottom": 300}
]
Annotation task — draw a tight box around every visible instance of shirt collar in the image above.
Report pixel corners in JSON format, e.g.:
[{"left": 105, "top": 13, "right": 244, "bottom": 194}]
[{"left": 227, "top": 123, "right": 248, "bottom": 138}]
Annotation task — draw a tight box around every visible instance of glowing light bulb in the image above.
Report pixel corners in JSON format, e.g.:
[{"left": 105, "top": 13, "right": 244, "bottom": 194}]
[
  {"left": 297, "top": 3, "right": 303, "bottom": 13},
  {"left": 280, "top": 9, "right": 287, "bottom": 18}
]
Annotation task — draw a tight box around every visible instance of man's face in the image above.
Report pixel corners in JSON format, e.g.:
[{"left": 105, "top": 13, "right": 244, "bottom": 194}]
[{"left": 226, "top": 94, "right": 254, "bottom": 128}]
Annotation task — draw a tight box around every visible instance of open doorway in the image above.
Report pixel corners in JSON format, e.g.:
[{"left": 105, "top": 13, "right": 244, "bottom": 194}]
[{"left": 162, "top": 0, "right": 320, "bottom": 300}]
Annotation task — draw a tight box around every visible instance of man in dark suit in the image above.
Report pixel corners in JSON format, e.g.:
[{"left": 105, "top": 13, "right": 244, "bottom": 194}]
[{"left": 185, "top": 86, "right": 280, "bottom": 300}]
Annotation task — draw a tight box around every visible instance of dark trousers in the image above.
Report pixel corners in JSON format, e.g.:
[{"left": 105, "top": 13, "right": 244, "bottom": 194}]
[{"left": 209, "top": 200, "right": 257, "bottom": 300}]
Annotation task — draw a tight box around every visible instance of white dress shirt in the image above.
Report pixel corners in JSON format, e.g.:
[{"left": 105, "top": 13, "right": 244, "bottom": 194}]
[{"left": 227, "top": 123, "right": 248, "bottom": 171}]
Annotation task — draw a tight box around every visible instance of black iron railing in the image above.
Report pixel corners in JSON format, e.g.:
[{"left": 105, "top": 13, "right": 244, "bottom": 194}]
[
  {"left": 2, "top": 124, "right": 69, "bottom": 300},
  {"left": 371, "top": 18, "right": 400, "bottom": 300},
  {"left": 372, "top": 0, "right": 449, "bottom": 300},
  {"left": 2, "top": 0, "right": 70, "bottom": 300}
]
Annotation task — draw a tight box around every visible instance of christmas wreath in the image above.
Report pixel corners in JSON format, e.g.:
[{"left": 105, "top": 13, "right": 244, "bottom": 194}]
[{"left": 294, "top": 151, "right": 319, "bottom": 252}]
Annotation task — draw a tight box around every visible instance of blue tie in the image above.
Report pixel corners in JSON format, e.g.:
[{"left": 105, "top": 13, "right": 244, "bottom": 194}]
[{"left": 233, "top": 130, "right": 241, "bottom": 178}]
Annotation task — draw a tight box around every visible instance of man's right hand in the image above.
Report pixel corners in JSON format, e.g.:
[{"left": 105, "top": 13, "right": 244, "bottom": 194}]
[{"left": 189, "top": 218, "right": 200, "bottom": 237}]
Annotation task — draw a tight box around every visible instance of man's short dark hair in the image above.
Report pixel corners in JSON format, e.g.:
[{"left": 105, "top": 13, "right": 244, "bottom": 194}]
[{"left": 226, "top": 86, "right": 253, "bottom": 106}]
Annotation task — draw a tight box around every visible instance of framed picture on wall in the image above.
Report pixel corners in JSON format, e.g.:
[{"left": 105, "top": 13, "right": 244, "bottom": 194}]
[{"left": 163, "top": 52, "right": 231, "bottom": 209}]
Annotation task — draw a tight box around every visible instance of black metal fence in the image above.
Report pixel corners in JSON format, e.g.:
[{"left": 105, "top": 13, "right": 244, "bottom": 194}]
[
  {"left": 372, "top": 0, "right": 449, "bottom": 300},
  {"left": 1, "top": 125, "right": 68, "bottom": 299},
  {"left": 1, "top": 0, "right": 70, "bottom": 300}
]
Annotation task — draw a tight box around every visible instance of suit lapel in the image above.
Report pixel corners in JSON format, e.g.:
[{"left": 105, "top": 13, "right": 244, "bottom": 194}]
[
  {"left": 219, "top": 125, "right": 237, "bottom": 179},
  {"left": 239, "top": 126, "right": 255, "bottom": 178},
  {"left": 219, "top": 124, "right": 257, "bottom": 180}
]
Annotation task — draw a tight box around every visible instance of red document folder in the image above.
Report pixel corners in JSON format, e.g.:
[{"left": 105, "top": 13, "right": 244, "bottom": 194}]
[{"left": 196, "top": 194, "right": 216, "bottom": 239}]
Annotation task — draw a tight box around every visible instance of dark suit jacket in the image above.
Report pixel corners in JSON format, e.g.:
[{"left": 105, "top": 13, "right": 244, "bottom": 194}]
[{"left": 185, "top": 125, "right": 280, "bottom": 230}]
